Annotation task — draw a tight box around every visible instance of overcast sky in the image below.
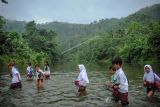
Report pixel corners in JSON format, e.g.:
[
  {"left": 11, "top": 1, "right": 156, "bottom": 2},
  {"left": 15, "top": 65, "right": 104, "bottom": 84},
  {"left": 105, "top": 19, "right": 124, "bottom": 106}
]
[{"left": 0, "top": 0, "right": 160, "bottom": 24}]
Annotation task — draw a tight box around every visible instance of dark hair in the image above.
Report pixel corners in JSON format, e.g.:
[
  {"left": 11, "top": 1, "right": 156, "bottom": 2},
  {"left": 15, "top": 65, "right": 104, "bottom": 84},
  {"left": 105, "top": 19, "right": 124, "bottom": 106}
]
[
  {"left": 8, "top": 62, "right": 14, "bottom": 67},
  {"left": 112, "top": 57, "right": 122, "bottom": 66},
  {"left": 27, "top": 63, "right": 31, "bottom": 66},
  {"left": 109, "top": 66, "right": 116, "bottom": 71},
  {"left": 35, "top": 64, "right": 39, "bottom": 68},
  {"left": 45, "top": 61, "right": 49, "bottom": 66}
]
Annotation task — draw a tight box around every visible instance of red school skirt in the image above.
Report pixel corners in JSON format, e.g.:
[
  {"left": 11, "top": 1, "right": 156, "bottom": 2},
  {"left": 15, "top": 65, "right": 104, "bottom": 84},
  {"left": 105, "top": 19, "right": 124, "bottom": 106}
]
[
  {"left": 118, "top": 92, "right": 128, "bottom": 104},
  {"left": 112, "top": 89, "right": 128, "bottom": 104}
]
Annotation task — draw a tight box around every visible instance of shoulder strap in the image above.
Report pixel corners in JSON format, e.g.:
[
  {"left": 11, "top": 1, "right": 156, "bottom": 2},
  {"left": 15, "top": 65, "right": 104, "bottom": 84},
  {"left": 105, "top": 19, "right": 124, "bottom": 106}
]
[
  {"left": 153, "top": 72, "right": 156, "bottom": 81},
  {"left": 153, "top": 72, "right": 158, "bottom": 81}
]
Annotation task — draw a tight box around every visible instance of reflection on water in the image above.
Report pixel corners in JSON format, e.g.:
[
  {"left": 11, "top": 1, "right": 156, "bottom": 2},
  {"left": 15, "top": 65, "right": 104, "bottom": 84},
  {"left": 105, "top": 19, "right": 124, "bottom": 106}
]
[{"left": 0, "top": 62, "right": 160, "bottom": 107}]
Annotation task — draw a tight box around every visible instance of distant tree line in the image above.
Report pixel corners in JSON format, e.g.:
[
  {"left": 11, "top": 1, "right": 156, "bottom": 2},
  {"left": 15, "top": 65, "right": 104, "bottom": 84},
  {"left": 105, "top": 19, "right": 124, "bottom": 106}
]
[{"left": 0, "top": 16, "right": 60, "bottom": 65}]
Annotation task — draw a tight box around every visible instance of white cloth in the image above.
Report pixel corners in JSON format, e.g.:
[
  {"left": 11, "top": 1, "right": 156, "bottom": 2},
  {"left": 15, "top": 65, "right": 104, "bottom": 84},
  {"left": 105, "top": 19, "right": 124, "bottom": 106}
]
[
  {"left": 36, "top": 69, "right": 44, "bottom": 80},
  {"left": 114, "top": 68, "right": 128, "bottom": 93},
  {"left": 44, "top": 66, "right": 50, "bottom": 75},
  {"left": 11, "top": 67, "right": 21, "bottom": 83},
  {"left": 77, "top": 64, "right": 89, "bottom": 86},
  {"left": 143, "top": 64, "right": 160, "bottom": 83},
  {"left": 26, "top": 66, "right": 31, "bottom": 74}
]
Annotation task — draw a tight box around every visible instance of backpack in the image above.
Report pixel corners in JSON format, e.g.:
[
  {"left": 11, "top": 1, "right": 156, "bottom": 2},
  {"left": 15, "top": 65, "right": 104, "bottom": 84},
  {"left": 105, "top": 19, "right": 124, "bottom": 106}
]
[
  {"left": 38, "top": 71, "right": 43, "bottom": 79},
  {"left": 153, "top": 72, "right": 160, "bottom": 89},
  {"left": 29, "top": 67, "right": 33, "bottom": 75}
]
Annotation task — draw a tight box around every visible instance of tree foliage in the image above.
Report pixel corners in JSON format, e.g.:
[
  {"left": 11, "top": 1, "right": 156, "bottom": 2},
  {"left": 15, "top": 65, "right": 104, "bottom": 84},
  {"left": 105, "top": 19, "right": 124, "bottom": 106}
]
[
  {"left": 24, "top": 21, "right": 60, "bottom": 61},
  {"left": 2, "top": 4, "right": 160, "bottom": 64},
  {"left": 0, "top": 17, "right": 60, "bottom": 65}
]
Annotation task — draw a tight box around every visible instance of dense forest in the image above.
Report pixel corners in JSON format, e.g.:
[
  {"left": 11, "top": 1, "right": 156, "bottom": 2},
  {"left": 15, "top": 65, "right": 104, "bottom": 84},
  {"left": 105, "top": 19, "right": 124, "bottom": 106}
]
[
  {"left": 0, "top": 18, "right": 60, "bottom": 65},
  {"left": 1, "top": 4, "right": 160, "bottom": 65}
]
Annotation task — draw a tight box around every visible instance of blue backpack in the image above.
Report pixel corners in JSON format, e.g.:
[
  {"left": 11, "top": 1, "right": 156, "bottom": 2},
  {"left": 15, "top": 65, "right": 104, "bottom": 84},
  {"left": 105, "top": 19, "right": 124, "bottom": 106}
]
[{"left": 29, "top": 67, "right": 33, "bottom": 75}]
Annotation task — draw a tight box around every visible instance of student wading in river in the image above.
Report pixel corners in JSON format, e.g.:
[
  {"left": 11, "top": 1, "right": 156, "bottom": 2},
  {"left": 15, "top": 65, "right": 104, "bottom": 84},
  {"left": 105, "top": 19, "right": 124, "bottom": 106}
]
[
  {"left": 74, "top": 64, "right": 89, "bottom": 95},
  {"left": 143, "top": 64, "right": 160, "bottom": 97},
  {"left": 43, "top": 61, "right": 50, "bottom": 79},
  {"left": 8, "top": 62, "right": 22, "bottom": 89},
  {"left": 26, "top": 63, "right": 33, "bottom": 80},
  {"left": 112, "top": 57, "right": 129, "bottom": 106},
  {"left": 35, "top": 64, "right": 45, "bottom": 88}
]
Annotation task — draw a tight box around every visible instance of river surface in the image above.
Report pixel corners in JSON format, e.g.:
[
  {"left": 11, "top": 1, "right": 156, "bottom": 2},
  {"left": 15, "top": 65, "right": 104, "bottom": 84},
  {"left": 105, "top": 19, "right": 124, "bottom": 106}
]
[{"left": 0, "top": 62, "right": 160, "bottom": 107}]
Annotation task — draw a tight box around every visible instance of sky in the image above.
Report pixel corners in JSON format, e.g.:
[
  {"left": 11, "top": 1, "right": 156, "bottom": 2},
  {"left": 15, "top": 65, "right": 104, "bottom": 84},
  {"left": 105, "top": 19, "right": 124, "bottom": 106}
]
[{"left": 0, "top": 0, "right": 160, "bottom": 24}]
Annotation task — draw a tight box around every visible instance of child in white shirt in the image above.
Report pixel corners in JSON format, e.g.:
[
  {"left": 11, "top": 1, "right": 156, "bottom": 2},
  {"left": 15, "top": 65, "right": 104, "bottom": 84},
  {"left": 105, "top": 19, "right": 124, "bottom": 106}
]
[
  {"left": 74, "top": 64, "right": 89, "bottom": 93},
  {"left": 26, "top": 63, "right": 33, "bottom": 80},
  {"left": 8, "top": 63, "right": 22, "bottom": 89},
  {"left": 44, "top": 61, "right": 50, "bottom": 79},
  {"left": 143, "top": 64, "right": 160, "bottom": 97},
  {"left": 35, "top": 64, "right": 44, "bottom": 88},
  {"left": 112, "top": 57, "right": 129, "bottom": 106}
]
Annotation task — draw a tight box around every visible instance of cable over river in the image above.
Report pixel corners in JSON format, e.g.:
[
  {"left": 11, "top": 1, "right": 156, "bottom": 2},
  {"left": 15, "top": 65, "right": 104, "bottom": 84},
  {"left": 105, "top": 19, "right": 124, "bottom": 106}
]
[{"left": 0, "top": 62, "right": 160, "bottom": 107}]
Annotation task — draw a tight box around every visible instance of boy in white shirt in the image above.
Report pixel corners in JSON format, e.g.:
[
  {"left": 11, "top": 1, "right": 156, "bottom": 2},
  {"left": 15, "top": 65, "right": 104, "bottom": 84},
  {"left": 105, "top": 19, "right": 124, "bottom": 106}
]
[
  {"left": 112, "top": 57, "right": 129, "bottom": 106},
  {"left": 8, "top": 63, "right": 22, "bottom": 89},
  {"left": 26, "top": 63, "right": 33, "bottom": 80}
]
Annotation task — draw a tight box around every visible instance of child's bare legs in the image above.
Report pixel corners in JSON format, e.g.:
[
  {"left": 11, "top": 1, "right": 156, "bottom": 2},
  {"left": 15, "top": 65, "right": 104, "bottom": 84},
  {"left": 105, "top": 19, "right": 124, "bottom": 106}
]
[
  {"left": 36, "top": 80, "right": 42, "bottom": 88},
  {"left": 147, "top": 91, "right": 154, "bottom": 97},
  {"left": 36, "top": 79, "right": 44, "bottom": 88},
  {"left": 27, "top": 76, "right": 29, "bottom": 80},
  {"left": 36, "top": 80, "right": 39, "bottom": 87},
  {"left": 38, "top": 82, "right": 42, "bottom": 87},
  {"left": 26, "top": 74, "right": 29, "bottom": 80},
  {"left": 40, "top": 79, "right": 44, "bottom": 87}
]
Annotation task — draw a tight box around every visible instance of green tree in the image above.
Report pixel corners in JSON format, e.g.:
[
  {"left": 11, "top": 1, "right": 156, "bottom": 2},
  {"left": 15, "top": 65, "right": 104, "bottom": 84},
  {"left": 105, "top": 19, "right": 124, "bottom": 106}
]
[
  {"left": 148, "top": 22, "right": 160, "bottom": 60},
  {"left": 24, "top": 21, "right": 60, "bottom": 61}
]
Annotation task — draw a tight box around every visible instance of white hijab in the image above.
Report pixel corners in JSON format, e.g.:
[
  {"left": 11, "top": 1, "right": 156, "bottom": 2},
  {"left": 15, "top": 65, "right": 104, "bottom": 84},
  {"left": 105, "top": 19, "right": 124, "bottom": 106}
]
[
  {"left": 143, "top": 64, "right": 154, "bottom": 83},
  {"left": 77, "top": 64, "right": 89, "bottom": 84}
]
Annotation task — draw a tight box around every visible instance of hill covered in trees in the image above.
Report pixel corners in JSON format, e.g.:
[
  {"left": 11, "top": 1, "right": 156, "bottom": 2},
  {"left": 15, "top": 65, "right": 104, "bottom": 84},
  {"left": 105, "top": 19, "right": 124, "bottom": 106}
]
[
  {"left": 0, "top": 18, "right": 60, "bottom": 65},
  {"left": 1, "top": 4, "right": 160, "bottom": 64}
]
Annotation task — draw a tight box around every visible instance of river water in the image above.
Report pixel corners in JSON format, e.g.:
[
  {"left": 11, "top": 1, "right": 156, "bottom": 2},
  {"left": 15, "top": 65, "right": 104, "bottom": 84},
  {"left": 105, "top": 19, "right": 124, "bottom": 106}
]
[{"left": 0, "top": 62, "right": 160, "bottom": 107}]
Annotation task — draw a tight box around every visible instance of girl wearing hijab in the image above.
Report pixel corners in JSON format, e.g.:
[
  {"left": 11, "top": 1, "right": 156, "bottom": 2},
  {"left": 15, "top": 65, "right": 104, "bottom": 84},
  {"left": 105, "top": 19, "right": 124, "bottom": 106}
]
[
  {"left": 44, "top": 61, "right": 50, "bottom": 79},
  {"left": 143, "top": 64, "right": 160, "bottom": 97},
  {"left": 74, "top": 64, "right": 89, "bottom": 93}
]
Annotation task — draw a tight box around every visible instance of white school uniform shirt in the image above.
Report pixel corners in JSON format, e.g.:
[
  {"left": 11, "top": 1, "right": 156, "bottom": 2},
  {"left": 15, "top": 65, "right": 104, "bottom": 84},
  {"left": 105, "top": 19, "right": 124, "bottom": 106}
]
[
  {"left": 27, "top": 66, "right": 31, "bottom": 74},
  {"left": 11, "top": 67, "right": 21, "bottom": 83},
  {"left": 77, "top": 64, "right": 89, "bottom": 86},
  {"left": 36, "top": 69, "right": 44, "bottom": 80},
  {"left": 44, "top": 66, "right": 50, "bottom": 75},
  {"left": 143, "top": 64, "right": 160, "bottom": 83},
  {"left": 114, "top": 67, "right": 128, "bottom": 93}
]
